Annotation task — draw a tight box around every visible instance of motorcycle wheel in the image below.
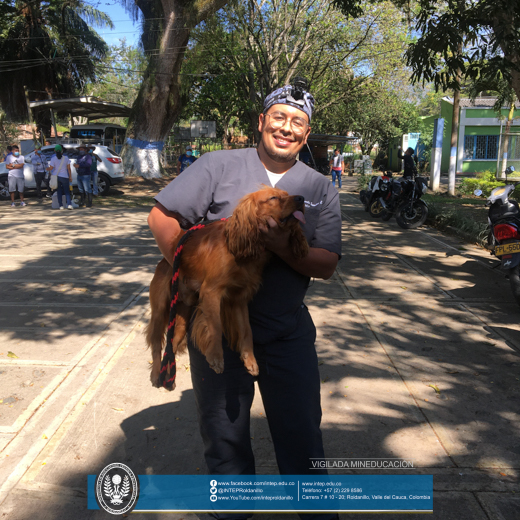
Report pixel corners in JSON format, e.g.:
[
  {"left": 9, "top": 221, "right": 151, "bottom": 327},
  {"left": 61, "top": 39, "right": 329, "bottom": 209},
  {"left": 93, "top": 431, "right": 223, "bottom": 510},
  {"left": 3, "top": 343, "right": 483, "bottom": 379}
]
[
  {"left": 509, "top": 266, "right": 520, "bottom": 307},
  {"left": 381, "top": 209, "right": 393, "bottom": 221},
  {"left": 395, "top": 200, "right": 428, "bottom": 229},
  {"left": 369, "top": 199, "right": 385, "bottom": 218}
]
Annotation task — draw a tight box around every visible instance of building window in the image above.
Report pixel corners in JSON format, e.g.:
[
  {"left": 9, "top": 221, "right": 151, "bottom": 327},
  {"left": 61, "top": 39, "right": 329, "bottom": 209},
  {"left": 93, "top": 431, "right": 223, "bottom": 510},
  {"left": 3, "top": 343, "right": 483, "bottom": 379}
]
[
  {"left": 463, "top": 135, "right": 499, "bottom": 160},
  {"left": 507, "top": 134, "right": 520, "bottom": 160}
]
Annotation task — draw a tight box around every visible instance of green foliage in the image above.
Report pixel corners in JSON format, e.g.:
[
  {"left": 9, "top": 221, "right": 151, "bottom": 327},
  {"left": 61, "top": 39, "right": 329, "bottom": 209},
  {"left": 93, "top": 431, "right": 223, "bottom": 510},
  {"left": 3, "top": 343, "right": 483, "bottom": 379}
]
[
  {"left": 319, "top": 79, "right": 419, "bottom": 156},
  {"left": 459, "top": 174, "right": 520, "bottom": 201},
  {"left": 84, "top": 39, "right": 146, "bottom": 122},
  {"left": 475, "top": 170, "right": 496, "bottom": 182},
  {"left": 458, "top": 170, "right": 504, "bottom": 196},
  {"left": 357, "top": 173, "right": 372, "bottom": 191},
  {"left": 417, "top": 89, "right": 446, "bottom": 117},
  {"left": 332, "top": 1, "right": 520, "bottom": 103},
  {"left": 0, "top": 0, "right": 112, "bottom": 121},
  {"left": 182, "top": 0, "right": 412, "bottom": 142}
]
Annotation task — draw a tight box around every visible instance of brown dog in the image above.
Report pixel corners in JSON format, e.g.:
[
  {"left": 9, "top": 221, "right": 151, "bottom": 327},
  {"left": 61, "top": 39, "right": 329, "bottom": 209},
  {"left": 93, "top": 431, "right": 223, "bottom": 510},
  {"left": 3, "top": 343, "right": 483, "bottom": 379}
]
[{"left": 145, "top": 186, "right": 309, "bottom": 389}]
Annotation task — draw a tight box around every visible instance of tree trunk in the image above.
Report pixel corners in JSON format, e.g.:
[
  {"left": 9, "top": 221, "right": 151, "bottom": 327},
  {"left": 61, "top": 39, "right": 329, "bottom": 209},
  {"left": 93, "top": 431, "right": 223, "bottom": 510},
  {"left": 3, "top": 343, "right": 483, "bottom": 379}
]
[
  {"left": 122, "top": 0, "right": 228, "bottom": 178},
  {"left": 448, "top": 72, "right": 461, "bottom": 196}
]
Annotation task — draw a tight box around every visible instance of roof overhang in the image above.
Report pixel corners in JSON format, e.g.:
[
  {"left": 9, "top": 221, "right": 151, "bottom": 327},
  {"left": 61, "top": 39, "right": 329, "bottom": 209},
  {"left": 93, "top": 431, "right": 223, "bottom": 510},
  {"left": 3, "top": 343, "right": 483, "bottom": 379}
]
[
  {"left": 29, "top": 97, "right": 131, "bottom": 120},
  {"left": 307, "top": 134, "right": 359, "bottom": 146}
]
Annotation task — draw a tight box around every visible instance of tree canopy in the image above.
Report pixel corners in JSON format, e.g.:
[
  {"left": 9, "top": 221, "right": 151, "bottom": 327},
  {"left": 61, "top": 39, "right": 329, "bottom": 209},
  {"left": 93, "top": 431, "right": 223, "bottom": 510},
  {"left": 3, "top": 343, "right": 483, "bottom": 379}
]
[
  {"left": 182, "top": 0, "right": 413, "bottom": 144},
  {"left": 332, "top": 0, "right": 520, "bottom": 100},
  {"left": 0, "top": 0, "right": 113, "bottom": 126}
]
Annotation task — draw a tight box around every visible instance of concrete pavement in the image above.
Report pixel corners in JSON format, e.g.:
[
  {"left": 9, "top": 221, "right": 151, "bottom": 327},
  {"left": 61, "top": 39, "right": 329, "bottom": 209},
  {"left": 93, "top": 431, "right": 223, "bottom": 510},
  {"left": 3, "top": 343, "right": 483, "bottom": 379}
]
[{"left": 0, "top": 186, "right": 518, "bottom": 519}]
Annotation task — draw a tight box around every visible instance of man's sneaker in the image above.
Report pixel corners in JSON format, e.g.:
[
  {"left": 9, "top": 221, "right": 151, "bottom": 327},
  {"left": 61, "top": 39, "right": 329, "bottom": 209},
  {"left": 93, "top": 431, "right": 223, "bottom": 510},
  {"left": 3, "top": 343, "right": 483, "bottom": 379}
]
[
  {"left": 67, "top": 204, "right": 73, "bottom": 210},
  {"left": 46, "top": 193, "right": 52, "bottom": 198},
  {"left": 59, "top": 206, "right": 64, "bottom": 210},
  {"left": 10, "top": 202, "right": 15, "bottom": 208},
  {"left": 20, "top": 201, "right": 27, "bottom": 207}
]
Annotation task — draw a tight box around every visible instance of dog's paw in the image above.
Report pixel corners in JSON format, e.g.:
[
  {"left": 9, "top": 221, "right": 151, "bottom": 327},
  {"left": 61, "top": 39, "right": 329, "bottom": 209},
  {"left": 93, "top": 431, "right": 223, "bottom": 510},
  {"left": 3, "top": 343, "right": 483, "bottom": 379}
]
[
  {"left": 150, "top": 370, "right": 161, "bottom": 388},
  {"left": 208, "top": 356, "right": 225, "bottom": 374},
  {"left": 246, "top": 361, "right": 259, "bottom": 376},
  {"left": 243, "top": 357, "right": 259, "bottom": 376}
]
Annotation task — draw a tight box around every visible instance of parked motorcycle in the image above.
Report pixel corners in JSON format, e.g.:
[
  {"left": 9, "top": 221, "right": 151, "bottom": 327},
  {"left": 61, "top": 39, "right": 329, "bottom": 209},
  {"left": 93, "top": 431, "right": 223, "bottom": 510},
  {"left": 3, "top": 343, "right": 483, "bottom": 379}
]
[
  {"left": 388, "top": 175, "right": 429, "bottom": 229},
  {"left": 359, "top": 169, "right": 393, "bottom": 217},
  {"left": 475, "top": 166, "right": 520, "bottom": 306}
]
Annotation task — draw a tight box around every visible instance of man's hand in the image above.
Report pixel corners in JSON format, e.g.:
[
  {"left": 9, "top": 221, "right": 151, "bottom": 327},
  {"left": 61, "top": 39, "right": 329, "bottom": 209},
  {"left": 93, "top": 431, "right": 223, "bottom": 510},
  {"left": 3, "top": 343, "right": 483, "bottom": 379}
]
[
  {"left": 258, "top": 217, "right": 339, "bottom": 279},
  {"left": 259, "top": 216, "right": 291, "bottom": 257}
]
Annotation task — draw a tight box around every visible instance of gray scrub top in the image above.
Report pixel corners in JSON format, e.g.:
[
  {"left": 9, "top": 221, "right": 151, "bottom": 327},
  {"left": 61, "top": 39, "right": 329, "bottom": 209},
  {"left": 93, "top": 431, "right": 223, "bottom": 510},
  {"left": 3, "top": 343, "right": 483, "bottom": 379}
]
[{"left": 155, "top": 147, "right": 342, "bottom": 344}]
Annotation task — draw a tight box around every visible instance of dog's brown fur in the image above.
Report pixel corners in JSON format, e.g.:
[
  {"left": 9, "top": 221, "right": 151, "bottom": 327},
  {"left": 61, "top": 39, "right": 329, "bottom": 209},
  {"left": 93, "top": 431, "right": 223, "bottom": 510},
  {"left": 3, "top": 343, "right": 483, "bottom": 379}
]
[{"left": 145, "top": 186, "right": 309, "bottom": 389}]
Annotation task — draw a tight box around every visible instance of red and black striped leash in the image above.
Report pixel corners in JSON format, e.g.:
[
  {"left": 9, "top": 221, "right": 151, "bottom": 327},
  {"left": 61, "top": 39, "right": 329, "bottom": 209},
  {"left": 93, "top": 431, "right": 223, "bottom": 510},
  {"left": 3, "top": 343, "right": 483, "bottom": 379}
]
[{"left": 160, "top": 218, "right": 227, "bottom": 389}]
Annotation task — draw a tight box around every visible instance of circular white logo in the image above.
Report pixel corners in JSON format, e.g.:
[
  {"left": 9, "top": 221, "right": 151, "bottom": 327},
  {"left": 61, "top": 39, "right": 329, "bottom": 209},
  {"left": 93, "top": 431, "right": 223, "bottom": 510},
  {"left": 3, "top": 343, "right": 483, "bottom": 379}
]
[
  {"left": 95, "top": 462, "right": 140, "bottom": 515},
  {"left": 210, "top": 479, "right": 217, "bottom": 487},
  {"left": 210, "top": 486, "right": 217, "bottom": 494}
]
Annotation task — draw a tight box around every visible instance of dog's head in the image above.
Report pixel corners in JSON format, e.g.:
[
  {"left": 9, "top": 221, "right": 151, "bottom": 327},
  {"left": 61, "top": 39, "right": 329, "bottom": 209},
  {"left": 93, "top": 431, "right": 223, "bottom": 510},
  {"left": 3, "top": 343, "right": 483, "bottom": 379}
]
[{"left": 224, "top": 186, "right": 309, "bottom": 261}]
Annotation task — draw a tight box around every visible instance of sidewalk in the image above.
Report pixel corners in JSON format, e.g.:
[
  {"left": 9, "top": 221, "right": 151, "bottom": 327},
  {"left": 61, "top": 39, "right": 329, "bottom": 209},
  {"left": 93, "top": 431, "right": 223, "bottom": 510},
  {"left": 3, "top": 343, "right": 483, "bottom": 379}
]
[{"left": 0, "top": 192, "right": 518, "bottom": 519}]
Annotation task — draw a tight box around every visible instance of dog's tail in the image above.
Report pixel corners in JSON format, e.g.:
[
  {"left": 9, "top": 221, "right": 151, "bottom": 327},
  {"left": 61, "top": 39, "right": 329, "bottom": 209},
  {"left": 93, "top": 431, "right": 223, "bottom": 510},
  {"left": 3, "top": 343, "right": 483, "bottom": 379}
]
[{"left": 145, "top": 258, "right": 173, "bottom": 386}]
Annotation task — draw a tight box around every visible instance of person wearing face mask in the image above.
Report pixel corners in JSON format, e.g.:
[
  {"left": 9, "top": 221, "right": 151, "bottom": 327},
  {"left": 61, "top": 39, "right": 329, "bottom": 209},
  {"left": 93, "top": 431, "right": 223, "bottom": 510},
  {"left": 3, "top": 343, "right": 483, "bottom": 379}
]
[
  {"left": 6, "top": 145, "right": 26, "bottom": 207},
  {"left": 177, "top": 145, "right": 197, "bottom": 175},
  {"left": 31, "top": 143, "right": 51, "bottom": 199},
  {"left": 74, "top": 143, "right": 93, "bottom": 208},
  {"left": 47, "top": 144, "right": 73, "bottom": 210}
]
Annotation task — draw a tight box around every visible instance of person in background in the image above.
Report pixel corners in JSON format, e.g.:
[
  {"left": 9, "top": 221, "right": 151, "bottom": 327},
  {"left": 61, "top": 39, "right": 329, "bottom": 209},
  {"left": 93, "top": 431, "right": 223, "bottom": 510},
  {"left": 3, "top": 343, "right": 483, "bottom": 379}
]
[
  {"left": 88, "top": 146, "right": 102, "bottom": 197},
  {"left": 329, "top": 148, "right": 344, "bottom": 189},
  {"left": 31, "top": 143, "right": 51, "bottom": 199},
  {"left": 2, "top": 145, "right": 13, "bottom": 163},
  {"left": 47, "top": 144, "right": 73, "bottom": 210},
  {"left": 397, "top": 146, "right": 417, "bottom": 179},
  {"left": 6, "top": 145, "right": 26, "bottom": 207},
  {"left": 74, "top": 143, "right": 92, "bottom": 208},
  {"left": 177, "top": 145, "right": 197, "bottom": 175}
]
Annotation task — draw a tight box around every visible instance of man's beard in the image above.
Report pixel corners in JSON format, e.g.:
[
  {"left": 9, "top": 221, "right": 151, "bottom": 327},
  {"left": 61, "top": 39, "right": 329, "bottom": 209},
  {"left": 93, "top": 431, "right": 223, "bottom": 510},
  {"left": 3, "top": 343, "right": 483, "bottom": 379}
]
[
  {"left": 260, "top": 138, "right": 299, "bottom": 163},
  {"left": 268, "top": 148, "right": 298, "bottom": 163}
]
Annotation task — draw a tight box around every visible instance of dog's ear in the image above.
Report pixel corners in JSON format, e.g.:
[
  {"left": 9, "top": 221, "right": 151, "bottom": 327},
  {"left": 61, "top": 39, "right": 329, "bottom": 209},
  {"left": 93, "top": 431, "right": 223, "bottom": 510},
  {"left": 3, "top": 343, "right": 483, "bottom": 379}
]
[
  {"left": 289, "top": 227, "right": 309, "bottom": 260},
  {"left": 225, "top": 193, "right": 264, "bottom": 260}
]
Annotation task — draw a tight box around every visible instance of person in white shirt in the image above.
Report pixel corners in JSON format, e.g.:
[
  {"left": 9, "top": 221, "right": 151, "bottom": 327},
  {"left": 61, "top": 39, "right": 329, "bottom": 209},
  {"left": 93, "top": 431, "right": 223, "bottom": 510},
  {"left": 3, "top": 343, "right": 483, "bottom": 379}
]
[
  {"left": 329, "top": 148, "right": 344, "bottom": 189},
  {"left": 6, "top": 144, "right": 26, "bottom": 207},
  {"left": 47, "top": 144, "right": 73, "bottom": 210}
]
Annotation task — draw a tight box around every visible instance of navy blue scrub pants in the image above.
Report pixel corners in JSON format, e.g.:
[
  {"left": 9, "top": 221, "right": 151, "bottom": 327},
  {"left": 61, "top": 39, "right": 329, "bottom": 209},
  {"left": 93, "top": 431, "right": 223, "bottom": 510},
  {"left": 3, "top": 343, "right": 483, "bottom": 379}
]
[{"left": 188, "top": 312, "right": 337, "bottom": 520}]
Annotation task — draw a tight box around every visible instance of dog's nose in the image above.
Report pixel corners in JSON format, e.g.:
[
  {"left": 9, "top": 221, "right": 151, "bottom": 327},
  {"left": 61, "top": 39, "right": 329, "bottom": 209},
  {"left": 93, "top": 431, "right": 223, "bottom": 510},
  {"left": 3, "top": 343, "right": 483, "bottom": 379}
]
[{"left": 293, "top": 195, "right": 304, "bottom": 204}]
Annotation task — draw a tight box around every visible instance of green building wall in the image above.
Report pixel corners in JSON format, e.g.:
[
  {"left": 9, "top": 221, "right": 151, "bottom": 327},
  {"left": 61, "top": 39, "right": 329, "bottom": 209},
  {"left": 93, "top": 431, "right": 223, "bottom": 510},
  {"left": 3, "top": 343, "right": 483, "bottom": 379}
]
[
  {"left": 435, "top": 100, "right": 519, "bottom": 174},
  {"left": 440, "top": 100, "right": 453, "bottom": 173}
]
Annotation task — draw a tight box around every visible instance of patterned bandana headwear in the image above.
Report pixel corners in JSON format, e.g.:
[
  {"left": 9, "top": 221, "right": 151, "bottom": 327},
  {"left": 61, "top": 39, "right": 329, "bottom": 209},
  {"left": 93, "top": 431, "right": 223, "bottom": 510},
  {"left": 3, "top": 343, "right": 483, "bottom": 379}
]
[{"left": 263, "top": 81, "right": 315, "bottom": 121}]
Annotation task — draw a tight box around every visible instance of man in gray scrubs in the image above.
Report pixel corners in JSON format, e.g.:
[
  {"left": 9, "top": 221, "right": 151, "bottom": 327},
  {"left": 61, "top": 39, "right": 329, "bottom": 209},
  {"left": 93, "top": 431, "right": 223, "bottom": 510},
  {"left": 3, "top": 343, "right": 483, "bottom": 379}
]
[{"left": 148, "top": 80, "right": 342, "bottom": 520}]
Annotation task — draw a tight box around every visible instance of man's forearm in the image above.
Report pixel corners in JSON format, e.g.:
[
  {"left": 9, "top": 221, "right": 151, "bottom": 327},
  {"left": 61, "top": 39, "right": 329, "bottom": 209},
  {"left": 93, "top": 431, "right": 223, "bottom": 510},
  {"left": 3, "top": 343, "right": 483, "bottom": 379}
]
[
  {"left": 148, "top": 204, "right": 183, "bottom": 265},
  {"left": 276, "top": 246, "right": 339, "bottom": 280}
]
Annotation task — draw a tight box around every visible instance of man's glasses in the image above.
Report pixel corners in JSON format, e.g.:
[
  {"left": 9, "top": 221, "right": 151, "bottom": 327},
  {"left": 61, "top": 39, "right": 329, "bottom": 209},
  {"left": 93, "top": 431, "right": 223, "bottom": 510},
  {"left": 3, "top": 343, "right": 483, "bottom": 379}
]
[{"left": 265, "top": 111, "right": 309, "bottom": 135}]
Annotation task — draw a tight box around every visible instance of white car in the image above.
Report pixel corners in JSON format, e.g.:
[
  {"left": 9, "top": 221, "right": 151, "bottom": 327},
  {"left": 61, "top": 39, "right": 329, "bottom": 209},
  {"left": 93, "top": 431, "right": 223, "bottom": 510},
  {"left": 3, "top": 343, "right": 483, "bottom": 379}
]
[{"left": 0, "top": 144, "right": 125, "bottom": 199}]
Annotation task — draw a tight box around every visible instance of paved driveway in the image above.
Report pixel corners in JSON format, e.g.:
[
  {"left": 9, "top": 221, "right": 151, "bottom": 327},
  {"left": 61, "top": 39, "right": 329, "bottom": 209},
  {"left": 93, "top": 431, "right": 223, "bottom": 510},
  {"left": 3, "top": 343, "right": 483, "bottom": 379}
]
[{"left": 0, "top": 191, "right": 518, "bottom": 519}]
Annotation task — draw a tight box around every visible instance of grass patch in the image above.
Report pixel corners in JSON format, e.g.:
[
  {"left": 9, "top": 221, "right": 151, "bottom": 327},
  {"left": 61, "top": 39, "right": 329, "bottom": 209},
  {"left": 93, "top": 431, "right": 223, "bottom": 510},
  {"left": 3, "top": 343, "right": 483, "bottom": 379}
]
[
  {"left": 357, "top": 173, "right": 372, "bottom": 191},
  {"left": 424, "top": 193, "right": 489, "bottom": 245}
]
